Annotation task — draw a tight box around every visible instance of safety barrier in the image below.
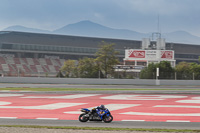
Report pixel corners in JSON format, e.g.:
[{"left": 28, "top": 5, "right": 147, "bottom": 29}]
[{"left": 0, "top": 77, "right": 200, "bottom": 86}]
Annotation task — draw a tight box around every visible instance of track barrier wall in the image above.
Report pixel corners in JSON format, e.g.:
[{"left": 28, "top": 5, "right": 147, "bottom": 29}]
[{"left": 0, "top": 77, "right": 200, "bottom": 85}]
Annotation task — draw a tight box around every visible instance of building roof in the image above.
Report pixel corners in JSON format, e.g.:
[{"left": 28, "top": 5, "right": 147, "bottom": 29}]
[{"left": 0, "top": 31, "right": 141, "bottom": 49}]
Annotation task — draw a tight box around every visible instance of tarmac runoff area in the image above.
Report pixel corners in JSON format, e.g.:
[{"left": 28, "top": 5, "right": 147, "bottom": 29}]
[{"left": 0, "top": 83, "right": 200, "bottom": 132}]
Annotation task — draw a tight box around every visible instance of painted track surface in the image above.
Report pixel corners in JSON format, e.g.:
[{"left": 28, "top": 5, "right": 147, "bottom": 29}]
[{"left": 0, "top": 93, "right": 200, "bottom": 122}]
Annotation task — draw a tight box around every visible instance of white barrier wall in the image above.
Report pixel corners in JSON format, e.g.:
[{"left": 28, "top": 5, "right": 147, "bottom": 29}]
[{"left": 0, "top": 77, "right": 200, "bottom": 86}]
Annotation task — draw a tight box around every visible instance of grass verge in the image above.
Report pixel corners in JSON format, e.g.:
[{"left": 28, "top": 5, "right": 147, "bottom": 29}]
[{"left": 0, "top": 125, "right": 199, "bottom": 132}]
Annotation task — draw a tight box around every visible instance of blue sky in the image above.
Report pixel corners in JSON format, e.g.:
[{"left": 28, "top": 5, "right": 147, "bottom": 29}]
[{"left": 0, "top": 0, "right": 200, "bottom": 36}]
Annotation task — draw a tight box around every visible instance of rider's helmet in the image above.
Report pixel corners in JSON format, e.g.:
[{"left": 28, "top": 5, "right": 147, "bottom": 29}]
[{"left": 99, "top": 104, "right": 105, "bottom": 109}]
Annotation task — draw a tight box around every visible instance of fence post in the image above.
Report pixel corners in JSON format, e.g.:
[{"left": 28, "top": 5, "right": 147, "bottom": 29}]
[
  {"left": 193, "top": 73, "right": 195, "bottom": 80},
  {"left": 175, "top": 72, "right": 177, "bottom": 80},
  {"left": 99, "top": 70, "right": 100, "bottom": 79}
]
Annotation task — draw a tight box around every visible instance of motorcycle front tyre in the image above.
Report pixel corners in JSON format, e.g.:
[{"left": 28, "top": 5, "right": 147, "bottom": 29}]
[
  {"left": 103, "top": 114, "right": 113, "bottom": 123},
  {"left": 79, "top": 113, "right": 89, "bottom": 122}
]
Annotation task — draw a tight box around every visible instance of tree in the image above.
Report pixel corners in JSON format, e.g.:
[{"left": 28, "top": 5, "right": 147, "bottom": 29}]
[
  {"left": 188, "top": 62, "right": 200, "bottom": 80},
  {"left": 156, "top": 61, "right": 175, "bottom": 79},
  {"left": 59, "top": 42, "right": 120, "bottom": 78},
  {"left": 175, "top": 62, "right": 200, "bottom": 80},
  {"left": 175, "top": 62, "right": 192, "bottom": 79},
  {"left": 199, "top": 56, "right": 200, "bottom": 63},
  {"left": 140, "top": 61, "right": 174, "bottom": 79},
  {"left": 56, "top": 70, "right": 65, "bottom": 78},
  {"left": 60, "top": 59, "right": 78, "bottom": 78},
  {"left": 95, "top": 42, "right": 119, "bottom": 78},
  {"left": 140, "top": 63, "right": 156, "bottom": 79},
  {"left": 78, "top": 57, "right": 100, "bottom": 78}
]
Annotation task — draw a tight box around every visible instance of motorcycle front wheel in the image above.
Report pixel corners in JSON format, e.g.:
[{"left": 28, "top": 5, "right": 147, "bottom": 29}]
[
  {"left": 79, "top": 113, "right": 89, "bottom": 122},
  {"left": 103, "top": 114, "right": 113, "bottom": 123}
]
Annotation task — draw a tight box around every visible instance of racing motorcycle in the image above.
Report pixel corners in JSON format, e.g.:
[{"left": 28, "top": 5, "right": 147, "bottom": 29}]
[{"left": 79, "top": 108, "right": 113, "bottom": 123}]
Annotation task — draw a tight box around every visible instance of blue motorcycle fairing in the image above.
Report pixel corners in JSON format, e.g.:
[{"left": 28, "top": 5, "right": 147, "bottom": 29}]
[
  {"left": 96, "top": 109, "right": 110, "bottom": 120},
  {"left": 81, "top": 108, "right": 90, "bottom": 112}
]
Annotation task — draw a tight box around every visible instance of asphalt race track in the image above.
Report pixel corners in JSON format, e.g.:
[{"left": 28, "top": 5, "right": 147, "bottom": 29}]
[
  {"left": 0, "top": 119, "right": 200, "bottom": 130},
  {"left": 0, "top": 83, "right": 200, "bottom": 130},
  {"left": 0, "top": 83, "right": 200, "bottom": 89}
]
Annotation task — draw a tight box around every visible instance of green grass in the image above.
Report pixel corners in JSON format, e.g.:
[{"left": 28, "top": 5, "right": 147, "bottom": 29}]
[
  {"left": 0, "top": 125, "right": 199, "bottom": 132},
  {"left": 1, "top": 87, "right": 200, "bottom": 91}
]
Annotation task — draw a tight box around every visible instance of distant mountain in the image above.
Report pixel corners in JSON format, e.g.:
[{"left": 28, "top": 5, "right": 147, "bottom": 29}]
[
  {"left": 3, "top": 25, "right": 50, "bottom": 34},
  {"left": 53, "top": 20, "right": 147, "bottom": 40},
  {"left": 2, "top": 21, "right": 200, "bottom": 44},
  {"left": 163, "top": 31, "right": 200, "bottom": 44}
]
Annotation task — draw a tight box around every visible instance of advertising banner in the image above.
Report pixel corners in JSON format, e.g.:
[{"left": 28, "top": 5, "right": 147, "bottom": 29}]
[
  {"left": 146, "top": 50, "right": 157, "bottom": 59},
  {"left": 125, "top": 49, "right": 174, "bottom": 61},
  {"left": 160, "top": 51, "right": 173, "bottom": 59},
  {"left": 128, "top": 50, "right": 145, "bottom": 58}
]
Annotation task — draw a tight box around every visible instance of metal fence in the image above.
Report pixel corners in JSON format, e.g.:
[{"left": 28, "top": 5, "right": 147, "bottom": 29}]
[
  {"left": 140, "top": 72, "right": 200, "bottom": 80},
  {"left": 1, "top": 70, "right": 200, "bottom": 80}
]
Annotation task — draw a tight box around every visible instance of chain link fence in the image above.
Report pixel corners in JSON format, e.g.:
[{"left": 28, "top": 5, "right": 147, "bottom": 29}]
[{"left": 140, "top": 71, "right": 200, "bottom": 80}]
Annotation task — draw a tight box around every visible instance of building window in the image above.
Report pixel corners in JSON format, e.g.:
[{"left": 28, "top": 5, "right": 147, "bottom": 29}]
[{"left": 2, "top": 44, "right": 13, "bottom": 49}]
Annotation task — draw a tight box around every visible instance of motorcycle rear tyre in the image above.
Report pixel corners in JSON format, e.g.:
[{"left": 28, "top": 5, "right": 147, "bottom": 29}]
[
  {"left": 103, "top": 114, "right": 113, "bottom": 123},
  {"left": 79, "top": 114, "right": 89, "bottom": 122}
]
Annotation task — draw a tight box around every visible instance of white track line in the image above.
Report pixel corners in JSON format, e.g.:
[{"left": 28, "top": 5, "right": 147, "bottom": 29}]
[
  {"left": 0, "top": 103, "right": 87, "bottom": 110},
  {"left": 166, "top": 120, "right": 190, "bottom": 122},
  {"left": 121, "top": 112, "right": 200, "bottom": 116},
  {"left": 0, "top": 117, "right": 17, "bottom": 119},
  {"left": 22, "top": 94, "right": 100, "bottom": 99},
  {"left": 154, "top": 105, "right": 200, "bottom": 108}
]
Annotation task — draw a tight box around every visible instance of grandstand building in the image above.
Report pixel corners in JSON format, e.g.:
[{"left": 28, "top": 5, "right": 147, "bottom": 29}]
[{"left": 0, "top": 31, "right": 200, "bottom": 77}]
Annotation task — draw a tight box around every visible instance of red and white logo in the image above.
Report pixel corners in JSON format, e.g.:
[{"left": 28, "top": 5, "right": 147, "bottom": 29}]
[
  {"left": 129, "top": 50, "right": 145, "bottom": 58},
  {"left": 161, "top": 51, "right": 173, "bottom": 59}
]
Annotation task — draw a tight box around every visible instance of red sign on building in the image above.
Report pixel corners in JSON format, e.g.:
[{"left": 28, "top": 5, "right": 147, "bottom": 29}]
[
  {"left": 161, "top": 51, "right": 173, "bottom": 59},
  {"left": 129, "top": 50, "right": 145, "bottom": 58}
]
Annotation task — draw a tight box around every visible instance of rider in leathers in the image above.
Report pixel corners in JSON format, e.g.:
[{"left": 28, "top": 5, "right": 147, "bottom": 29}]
[{"left": 91, "top": 105, "right": 106, "bottom": 114}]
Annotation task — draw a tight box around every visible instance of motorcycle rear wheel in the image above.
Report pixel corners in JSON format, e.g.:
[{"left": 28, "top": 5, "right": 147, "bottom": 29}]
[
  {"left": 103, "top": 114, "right": 113, "bottom": 123},
  {"left": 79, "top": 113, "right": 89, "bottom": 122}
]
